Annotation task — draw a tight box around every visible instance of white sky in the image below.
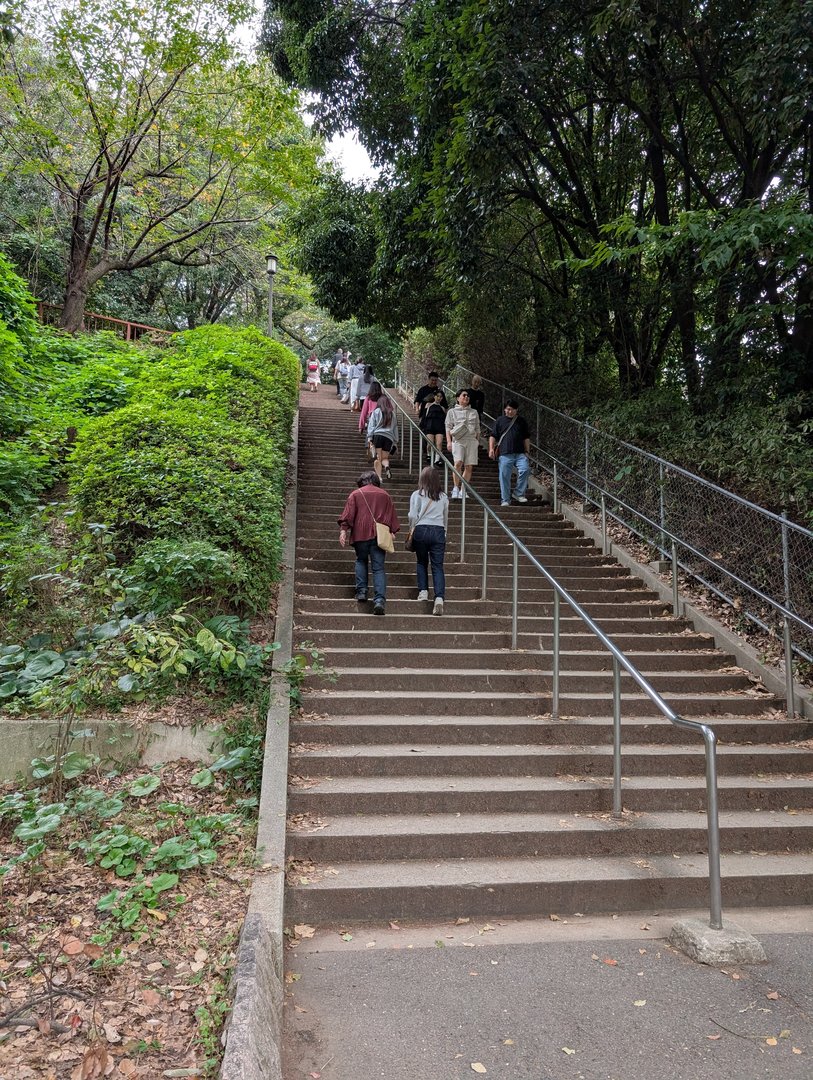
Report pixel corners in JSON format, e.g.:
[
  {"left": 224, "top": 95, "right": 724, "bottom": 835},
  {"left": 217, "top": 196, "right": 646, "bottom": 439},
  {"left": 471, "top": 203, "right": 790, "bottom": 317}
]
[{"left": 326, "top": 130, "right": 379, "bottom": 183}]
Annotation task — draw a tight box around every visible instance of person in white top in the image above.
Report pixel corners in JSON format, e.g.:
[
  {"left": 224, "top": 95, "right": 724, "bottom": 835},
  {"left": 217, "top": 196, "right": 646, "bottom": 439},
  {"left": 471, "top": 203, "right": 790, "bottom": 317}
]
[
  {"left": 407, "top": 465, "right": 449, "bottom": 615},
  {"left": 445, "top": 389, "right": 480, "bottom": 499}
]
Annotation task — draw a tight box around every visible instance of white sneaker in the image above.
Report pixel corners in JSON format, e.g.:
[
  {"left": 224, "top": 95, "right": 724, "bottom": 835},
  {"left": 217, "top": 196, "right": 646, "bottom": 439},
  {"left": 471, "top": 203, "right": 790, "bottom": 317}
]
[
  {"left": 451, "top": 488, "right": 460, "bottom": 499},
  {"left": 514, "top": 495, "right": 528, "bottom": 504},
  {"left": 500, "top": 501, "right": 510, "bottom": 508},
  {"left": 417, "top": 590, "right": 429, "bottom": 601},
  {"left": 433, "top": 597, "right": 444, "bottom": 616}
]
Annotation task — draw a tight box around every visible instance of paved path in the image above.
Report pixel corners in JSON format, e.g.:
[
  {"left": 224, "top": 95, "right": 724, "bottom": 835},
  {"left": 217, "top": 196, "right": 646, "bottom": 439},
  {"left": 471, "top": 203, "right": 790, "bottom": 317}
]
[{"left": 283, "top": 910, "right": 813, "bottom": 1080}]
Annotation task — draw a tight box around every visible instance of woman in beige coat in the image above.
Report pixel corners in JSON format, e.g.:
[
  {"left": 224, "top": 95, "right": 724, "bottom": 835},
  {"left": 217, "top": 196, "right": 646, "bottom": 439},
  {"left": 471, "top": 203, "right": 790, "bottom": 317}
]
[{"left": 445, "top": 389, "right": 480, "bottom": 499}]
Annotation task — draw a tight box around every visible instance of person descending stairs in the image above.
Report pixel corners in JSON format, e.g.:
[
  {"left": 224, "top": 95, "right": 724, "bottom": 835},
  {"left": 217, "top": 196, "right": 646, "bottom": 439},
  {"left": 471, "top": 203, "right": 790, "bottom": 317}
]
[{"left": 286, "top": 390, "right": 813, "bottom": 924}]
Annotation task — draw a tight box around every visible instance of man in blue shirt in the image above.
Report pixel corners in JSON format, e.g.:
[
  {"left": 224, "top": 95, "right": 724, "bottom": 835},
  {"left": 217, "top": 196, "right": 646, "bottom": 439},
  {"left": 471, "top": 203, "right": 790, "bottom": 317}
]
[{"left": 488, "top": 400, "right": 531, "bottom": 507}]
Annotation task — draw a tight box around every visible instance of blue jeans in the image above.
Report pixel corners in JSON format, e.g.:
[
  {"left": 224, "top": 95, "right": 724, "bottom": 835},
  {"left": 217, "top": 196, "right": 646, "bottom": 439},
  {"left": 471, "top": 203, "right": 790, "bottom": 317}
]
[
  {"left": 353, "top": 538, "right": 387, "bottom": 602},
  {"left": 413, "top": 525, "right": 446, "bottom": 598},
  {"left": 498, "top": 453, "right": 530, "bottom": 503}
]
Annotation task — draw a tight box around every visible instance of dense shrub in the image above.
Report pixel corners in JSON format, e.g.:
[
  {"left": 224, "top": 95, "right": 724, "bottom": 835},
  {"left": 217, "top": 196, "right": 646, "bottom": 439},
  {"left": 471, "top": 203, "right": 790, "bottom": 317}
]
[
  {"left": 124, "top": 538, "right": 250, "bottom": 613},
  {"left": 69, "top": 328, "right": 300, "bottom": 609},
  {"left": 134, "top": 324, "right": 300, "bottom": 435}
]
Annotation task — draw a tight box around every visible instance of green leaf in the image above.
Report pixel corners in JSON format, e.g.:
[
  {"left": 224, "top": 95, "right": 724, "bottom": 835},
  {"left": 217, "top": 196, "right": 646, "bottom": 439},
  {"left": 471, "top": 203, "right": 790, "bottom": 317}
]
[
  {"left": 150, "top": 872, "right": 179, "bottom": 894},
  {"left": 127, "top": 774, "right": 161, "bottom": 797},
  {"left": 190, "top": 768, "right": 214, "bottom": 788},
  {"left": 21, "top": 650, "right": 65, "bottom": 680},
  {"left": 60, "top": 751, "right": 98, "bottom": 779}
]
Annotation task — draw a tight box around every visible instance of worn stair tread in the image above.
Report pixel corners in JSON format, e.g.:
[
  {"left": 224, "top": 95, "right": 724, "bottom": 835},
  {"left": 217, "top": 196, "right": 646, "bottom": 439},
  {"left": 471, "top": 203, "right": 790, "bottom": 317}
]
[
  {"left": 285, "top": 851, "right": 813, "bottom": 890},
  {"left": 287, "top": 808, "right": 813, "bottom": 838},
  {"left": 287, "top": 774, "right": 813, "bottom": 794},
  {"left": 290, "top": 742, "right": 811, "bottom": 760},
  {"left": 302, "top": 689, "right": 776, "bottom": 708}
]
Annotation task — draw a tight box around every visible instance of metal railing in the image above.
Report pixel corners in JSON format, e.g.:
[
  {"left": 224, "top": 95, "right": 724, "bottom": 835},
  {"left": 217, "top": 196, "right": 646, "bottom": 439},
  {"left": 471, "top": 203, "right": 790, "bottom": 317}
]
[
  {"left": 388, "top": 388, "right": 724, "bottom": 931},
  {"left": 37, "top": 302, "right": 173, "bottom": 341},
  {"left": 400, "top": 363, "right": 813, "bottom": 718}
]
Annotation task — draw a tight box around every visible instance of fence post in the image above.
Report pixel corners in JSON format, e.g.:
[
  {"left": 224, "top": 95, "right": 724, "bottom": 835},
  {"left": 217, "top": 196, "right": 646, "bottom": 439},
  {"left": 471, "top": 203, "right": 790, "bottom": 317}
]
[
  {"left": 601, "top": 494, "right": 608, "bottom": 555},
  {"left": 671, "top": 541, "right": 680, "bottom": 616},
  {"left": 553, "top": 462, "right": 559, "bottom": 514},
  {"left": 481, "top": 513, "right": 488, "bottom": 600},
  {"left": 459, "top": 483, "right": 466, "bottom": 562},
  {"left": 612, "top": 658, "right": 622, "bottom": 818},
  {"left": 781, "top": 513, "right": 796, "bottom": 718},
  {"left": 584, "top": 425, "right": 590, "bottom": 505},
  {"left": 511, "top": 544, "right": 519, "bottom": 650},
  {"left": 551, "top": 592, "right": 560, "bottom": 720},
  {"left": 659, "top": 462, "right": 666, "bottom": 553}
]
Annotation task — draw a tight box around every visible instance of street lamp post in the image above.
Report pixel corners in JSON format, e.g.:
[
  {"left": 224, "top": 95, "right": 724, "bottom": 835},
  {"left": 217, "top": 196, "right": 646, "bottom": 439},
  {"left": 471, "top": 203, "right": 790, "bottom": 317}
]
[{"left": 266, "top": 252, "right": 278, "bottom": 337}]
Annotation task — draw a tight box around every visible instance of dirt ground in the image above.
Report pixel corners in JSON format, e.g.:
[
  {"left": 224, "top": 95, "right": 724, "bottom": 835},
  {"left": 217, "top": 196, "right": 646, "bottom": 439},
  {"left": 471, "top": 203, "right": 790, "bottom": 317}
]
[{"left": 0, "top": 760, "right": 255, "bottom": 1079}]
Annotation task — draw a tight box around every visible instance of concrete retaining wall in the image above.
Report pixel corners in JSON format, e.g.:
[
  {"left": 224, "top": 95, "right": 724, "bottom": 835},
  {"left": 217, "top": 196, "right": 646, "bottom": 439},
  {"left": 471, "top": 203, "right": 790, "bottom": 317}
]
[{"left": 220, "top": 414, "right": 298, "bottom": 1080}]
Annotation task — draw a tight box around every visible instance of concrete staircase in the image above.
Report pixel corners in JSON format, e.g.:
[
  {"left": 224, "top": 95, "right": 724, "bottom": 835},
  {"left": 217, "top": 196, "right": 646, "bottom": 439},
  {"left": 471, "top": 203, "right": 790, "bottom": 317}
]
[{"left": 286, "top": 394, "right": 813, "bottom": 923}]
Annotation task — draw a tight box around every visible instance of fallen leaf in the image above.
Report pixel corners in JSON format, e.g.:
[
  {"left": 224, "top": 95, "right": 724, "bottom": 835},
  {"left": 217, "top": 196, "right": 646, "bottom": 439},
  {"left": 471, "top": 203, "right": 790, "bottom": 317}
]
[
  {"left": 471, "top": 1065, "right": 487, "bottom": 1074},
  {"left": 284, "top": 972, "right": 301, "bottom": 983},
  {"left": 640, "top": 923, "right": 651, "bottom": 931},
  {"left": 294, "top": 924, "right": 316, "bottom": 940},
  {"left": 118, "top": 1062, "right": 137, "bottom": 1076},
  {"left": 142, "top": 989, "right": 161, "bottom": 1009},
  {"left": 793, "top": 1047, "right": 802, "bottom": 1054},
  {"left": 549, "top": 913, "right": 561, "bottom": 921},
  {"left": 455, "top": 917, "right": 470, "bottom": 925},
  {"left": 145, "top": 908, "right": 167, "bottom": 922},
  {"left": 779, "top": 1029, "right": 791, "bottom": 1038},
  {"left": 340, "top": 932, "right": 353, "bottom": 942},
  {"left": 309, "top": 1073, "right": 321, "bottom": 1079},
  {"left": 366, "top": 941, "right": 376, "bottom": 948},
  {"left": 766, "top": 1037, "right": 778, "bottom": 1046},
  {"left": 389, "top": 922, "right": 401, "bottom": 930},
  {"left": 478, "top": 923, "right": 496, "bottom": 934},
  {"left": 84, "top": 943, "right": 103, "bottom": 960},
  {"left": 731, "top": 973, "right": 741, "bottom": 981},
  {"left": 562, "top": 1047, "right": 576, "bottom": 1055},
  {"left": 602, "top": 957, "right": 618, "bottom": 966},
  {"left": 62, "top": 938, "right": 84, "bottom": 956},
  {"left": 103, "top": 1021, "right": 121, "bottom": 1044},
  {"left": 634, "top": 1000, "right": 646, "bottom": 1007},
  {"left": 639, "top": 948, "right": 647, "bottom": 955},
  {"left": 766, "top": 991, "right": 779, "bottom": 1000},
  {"left": 706, "top": 1035, "right": 721, "bottom": 1041},
  {"left": 503, "top": 1039, "right": 514, "bottom": 1045}
]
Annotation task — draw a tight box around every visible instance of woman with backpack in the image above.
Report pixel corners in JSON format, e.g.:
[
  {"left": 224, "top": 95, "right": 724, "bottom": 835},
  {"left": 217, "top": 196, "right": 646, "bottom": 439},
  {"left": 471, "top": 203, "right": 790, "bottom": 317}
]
[
  {"left": 367, "top": 392, "right": 398, "bottom": 481},
  {"left": 305, "top": 352, "right": 320, "bottom": 392}
]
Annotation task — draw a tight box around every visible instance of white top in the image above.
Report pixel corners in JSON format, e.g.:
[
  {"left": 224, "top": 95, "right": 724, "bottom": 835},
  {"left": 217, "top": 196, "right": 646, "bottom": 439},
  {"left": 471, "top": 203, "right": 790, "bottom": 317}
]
[
  {"left": 408, "top": 490, "right": 449, "bottom": 530},
  {"left": 445, "top": 405, "right": 479, "bottom": 441}
]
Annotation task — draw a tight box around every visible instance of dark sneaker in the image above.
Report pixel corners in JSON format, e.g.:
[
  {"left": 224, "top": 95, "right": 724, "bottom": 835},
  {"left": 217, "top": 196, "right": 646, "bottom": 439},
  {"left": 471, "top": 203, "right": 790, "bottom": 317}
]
[
  {"left": 373, "top": 600, "right": 386, "bottom": 615},
  {"left": 355, "top": 594, "right": 368, "bottom": 602}
]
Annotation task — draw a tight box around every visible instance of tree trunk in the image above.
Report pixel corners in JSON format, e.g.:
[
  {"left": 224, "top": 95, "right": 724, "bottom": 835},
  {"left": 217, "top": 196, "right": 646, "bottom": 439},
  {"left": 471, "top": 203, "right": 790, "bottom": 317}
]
[{"left": 61, "top": 199, "right": 91, "bottom": 332}]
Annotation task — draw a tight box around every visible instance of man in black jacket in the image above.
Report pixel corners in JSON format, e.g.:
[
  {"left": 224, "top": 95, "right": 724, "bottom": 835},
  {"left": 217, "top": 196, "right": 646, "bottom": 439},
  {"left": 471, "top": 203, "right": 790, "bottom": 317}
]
[{"left": 488, "top": 400, "right": 531, "bottom": 507}]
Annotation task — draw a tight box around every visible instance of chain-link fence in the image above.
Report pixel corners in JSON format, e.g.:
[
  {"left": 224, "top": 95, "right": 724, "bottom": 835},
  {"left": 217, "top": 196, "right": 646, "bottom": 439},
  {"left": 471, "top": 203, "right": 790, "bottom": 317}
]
[{"left": 400, "top": 362, "right": 813, "bottom": 688}]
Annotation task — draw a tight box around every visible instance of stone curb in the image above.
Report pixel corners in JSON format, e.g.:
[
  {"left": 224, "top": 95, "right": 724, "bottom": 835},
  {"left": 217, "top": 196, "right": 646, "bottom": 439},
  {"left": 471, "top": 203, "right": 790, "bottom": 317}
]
[
  {"left": 220, "top": 412, "right": 299, "bottom": 1080},
  {"left": 552, "top": 495, "right": 813, "bottom": 722}
]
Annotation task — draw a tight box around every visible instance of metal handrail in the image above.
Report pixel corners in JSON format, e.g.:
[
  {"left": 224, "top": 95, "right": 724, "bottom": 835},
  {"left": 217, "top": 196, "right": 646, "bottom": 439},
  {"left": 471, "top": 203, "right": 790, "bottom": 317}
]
[
  {"left": 414, "top": 363, "right": 812, "bottom": 718},
  {"left": 389, "top": 385, "right": 724, "bottom": 931}
]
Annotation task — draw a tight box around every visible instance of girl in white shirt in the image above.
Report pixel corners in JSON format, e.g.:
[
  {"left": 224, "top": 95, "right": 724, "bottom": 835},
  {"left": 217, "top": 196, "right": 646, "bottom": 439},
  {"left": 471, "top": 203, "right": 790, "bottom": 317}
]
[{"left": 408, "top": 466, "right": 449, "bottom": 615}]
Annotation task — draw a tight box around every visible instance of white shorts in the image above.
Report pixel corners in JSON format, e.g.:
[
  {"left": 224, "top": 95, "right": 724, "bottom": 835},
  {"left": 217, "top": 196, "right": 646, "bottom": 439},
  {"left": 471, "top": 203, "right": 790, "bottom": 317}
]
[{"left": 451, "top": 438, "right": 479, "bottom": 466}]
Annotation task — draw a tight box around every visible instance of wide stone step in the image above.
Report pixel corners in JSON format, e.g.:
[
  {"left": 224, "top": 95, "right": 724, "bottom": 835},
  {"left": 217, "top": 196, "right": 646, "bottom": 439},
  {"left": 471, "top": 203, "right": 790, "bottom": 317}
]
[
  {"left": 307, "top": 667, "right": 755, "bottom": 694},
  {"left": 286, "top": 809, "right": 813, "bottom": 862},
  {"left": 291, "top": 714, "right": 799, "bottom": 746},
  {"left": 296, "top": 572, "right": 650, "bottom": 598},
  {"left": 296, "top": 630, "right": 718, "bottom": 652},
  {"left": 284, "top": 851, "right": 813, "bottom": 921},
  {"left": 297, "top": 595, "right": 672, "bottom": 618},
  {"left": 294, "top": 612, "right": 693, "bottom": 634},
  {"left": 302, "top": 689, "right": 776, "bottom": 717},
  {"left": 287, "top": 774, "right": 813, "bottom": 815},
  {"left": 319, "top": 648, "right": 734, "bottom": 672},
  {"left": 288, "top": 742, "right": 813, "bottom": 777}
]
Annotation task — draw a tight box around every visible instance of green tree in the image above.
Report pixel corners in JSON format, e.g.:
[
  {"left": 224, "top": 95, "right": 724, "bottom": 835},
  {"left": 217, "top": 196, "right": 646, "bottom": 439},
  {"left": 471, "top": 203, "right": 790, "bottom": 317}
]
[{"left": 0, "top": 0, "right": 320, "bottom": 331}]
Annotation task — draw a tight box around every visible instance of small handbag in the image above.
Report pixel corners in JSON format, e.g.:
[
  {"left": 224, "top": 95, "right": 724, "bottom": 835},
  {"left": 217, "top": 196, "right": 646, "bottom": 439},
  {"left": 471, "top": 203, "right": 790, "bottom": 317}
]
[
  {"left": 405, "top": 496, "right": 433, "bottom": 551},
  {"left": 359, "top": 489, "right": 396, "bottom": 553}
]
